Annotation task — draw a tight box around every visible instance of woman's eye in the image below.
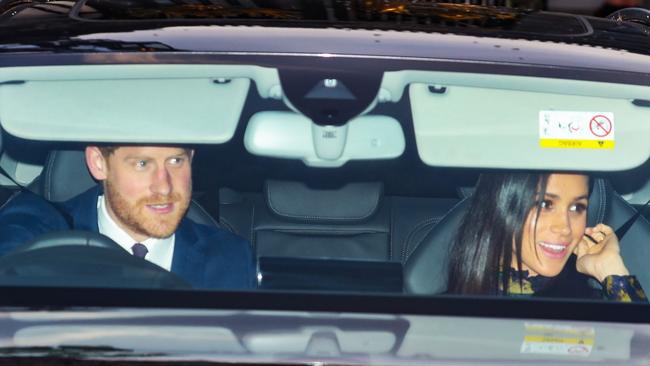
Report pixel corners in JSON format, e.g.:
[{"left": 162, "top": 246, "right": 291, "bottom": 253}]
[
  {"left": 539, "top": 200, "right": 553, "bottom": 209},
  {"left": 571, "top": 203, "right": 588, "bottom": 213}
]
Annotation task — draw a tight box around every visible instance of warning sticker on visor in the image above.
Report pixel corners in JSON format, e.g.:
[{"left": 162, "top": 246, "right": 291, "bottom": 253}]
[
  {"left": 521, "top": 323, "right": 595, "bottom": 357},
  {"left": 539, "top": 111, "right": 615, "bottom": 149}
]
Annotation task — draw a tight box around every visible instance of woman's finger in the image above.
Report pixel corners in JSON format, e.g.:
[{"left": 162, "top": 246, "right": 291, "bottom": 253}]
[
  {"left": 593, "top": 223, "right": 614, "bottom": 237},
  {"left": 585, "top": 224, "right": 615, "bottom": 244},
  {"left": 574, "top": 240, "right": 589, "bottom": 258},
  {"left": 584, "top": 232, "right": 599, "bottom": 244}
]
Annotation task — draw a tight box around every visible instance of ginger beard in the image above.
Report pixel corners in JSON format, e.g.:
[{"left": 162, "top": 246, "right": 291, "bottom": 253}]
[{"left": 104, "top": 178, "right": 191, "bottom": 239}]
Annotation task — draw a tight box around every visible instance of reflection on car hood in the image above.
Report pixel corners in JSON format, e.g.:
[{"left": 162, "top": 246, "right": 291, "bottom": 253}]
[
  {"left": 0, "top": 307, "right": 649, "bottom": 365},
  {"left": 0, "top": 1, "right": 649, "bottom": 56}
]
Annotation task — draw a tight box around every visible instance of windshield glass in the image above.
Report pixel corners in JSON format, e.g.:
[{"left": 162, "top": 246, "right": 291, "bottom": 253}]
[
  {"left": 0, "top": 57, "right": 647, "bottom": 303},
  {"left": 2, "top": 2, "right": 650, "bottom": 364},
  {"left": 0, "top": 0, "right": 649, "bottom": 307}
]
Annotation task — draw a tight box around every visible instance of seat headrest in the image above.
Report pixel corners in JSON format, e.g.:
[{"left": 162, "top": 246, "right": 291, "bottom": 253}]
[
  {"left": 587, "top": 178, "right": 608, "bottom": 227},
  {"left": 42, "top": 150, "right": 96, "bottom": 202},
  {"left": 265, "top": 180, "right": 383, "bottom": 223}
]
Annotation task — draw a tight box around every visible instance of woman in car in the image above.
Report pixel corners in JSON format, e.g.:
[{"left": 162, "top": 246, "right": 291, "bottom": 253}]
[{"left": 447, "top": 173, "right": 647, "bottom": 302}]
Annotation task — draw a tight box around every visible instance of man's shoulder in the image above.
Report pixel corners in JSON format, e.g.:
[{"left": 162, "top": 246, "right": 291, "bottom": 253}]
[
  {"left": 0, "top": 191, "right": 69, "bottom": 224},
  {"left": 176, "top": 218, "right": 255, "bottom": 289},
  {"left": 0, "top": 191, "right": 72, "bottom": 255},
  {"left": 181, "top": 218, "right": 249, "bottom": 247},
  {"left": 1, "top": 190, "right": 51, "bottom": 211},
  {"left": 178, "top": 218, "right": 253, "bottom": 266},
  {"left": 56, "top": 185, "right": 101, "bottom": 232},
  {"left": 60, "top": 185, "right": 100, "bottom": 211}
]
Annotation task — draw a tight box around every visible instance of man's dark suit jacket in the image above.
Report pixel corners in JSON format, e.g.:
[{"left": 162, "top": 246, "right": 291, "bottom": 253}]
[{"left": 0, "top": 186, "right": 255, "bottom": 289}]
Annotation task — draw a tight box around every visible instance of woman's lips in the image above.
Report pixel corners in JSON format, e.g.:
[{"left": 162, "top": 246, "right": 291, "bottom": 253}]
[{"left": 537, "top": 241, "right": 570, "bottom": 259}]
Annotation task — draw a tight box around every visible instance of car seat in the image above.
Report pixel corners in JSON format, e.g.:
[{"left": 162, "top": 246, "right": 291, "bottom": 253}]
[{"left": 222, "top": 180, "right": 391, "bottom": 260}]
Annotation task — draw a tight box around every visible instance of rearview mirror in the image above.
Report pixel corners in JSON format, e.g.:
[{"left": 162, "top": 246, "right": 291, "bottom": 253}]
[{"left": 244, "top": 111, "right": 405, "bottom": 168}]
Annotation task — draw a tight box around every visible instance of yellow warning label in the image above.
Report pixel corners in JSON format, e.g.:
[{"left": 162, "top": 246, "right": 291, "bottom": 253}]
[
  {"left": 522, "top": 323, "right": 596, "bottom": 356},
  {"left": 524, "top": 335, "right": 594, "bottom": 346},
  {"left": 539, "top": 139, "right": 615, "bottom": 149},
  {"left": 525, "top": 323, "right": 595, "bottom": 336}
]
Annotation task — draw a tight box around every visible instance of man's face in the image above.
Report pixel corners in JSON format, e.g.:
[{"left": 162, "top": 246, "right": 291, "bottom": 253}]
[{"left": 86, "top": 146, "right": 193, "bottom": 242}]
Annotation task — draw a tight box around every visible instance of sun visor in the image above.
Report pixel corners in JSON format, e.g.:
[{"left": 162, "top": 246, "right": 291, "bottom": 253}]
[
  {"left": 0, "top": 65, "right": 281, "bottom": 144},
  {"left": 389, "top": 71, "right": 650, "bottom": 171}
]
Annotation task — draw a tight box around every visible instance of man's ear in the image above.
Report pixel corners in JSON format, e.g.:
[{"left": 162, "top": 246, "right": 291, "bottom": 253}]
[{"left": 85, "top": 146, "right": 108, "bottom": 181}]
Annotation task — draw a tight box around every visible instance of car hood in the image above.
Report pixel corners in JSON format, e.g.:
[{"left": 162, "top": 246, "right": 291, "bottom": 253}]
[
  {"left": 0, "top": 1, "right": 649, "bottom": 56},
  {"left": 0, "top": 306, "right": 649, "bottom": 365}
]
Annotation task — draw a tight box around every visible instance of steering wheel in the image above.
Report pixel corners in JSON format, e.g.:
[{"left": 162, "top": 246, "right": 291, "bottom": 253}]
[{"left": 0, "top": 230, "right": 190, "bottom": 289}]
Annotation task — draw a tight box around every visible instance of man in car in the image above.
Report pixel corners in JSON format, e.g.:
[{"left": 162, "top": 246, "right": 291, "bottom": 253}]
[{"left": 0, "top": 145, "right": 255, "bottom": 290}]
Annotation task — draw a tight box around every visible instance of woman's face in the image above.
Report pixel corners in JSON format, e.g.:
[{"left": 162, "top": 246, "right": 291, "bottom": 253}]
[{"left": 516, "top": 174, "right": 589, "bottom": 277}]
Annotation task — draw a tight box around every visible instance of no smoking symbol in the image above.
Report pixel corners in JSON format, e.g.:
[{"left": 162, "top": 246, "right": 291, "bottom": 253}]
[{"left": 589, "top": 115, "right": 612, "bottom": 138}]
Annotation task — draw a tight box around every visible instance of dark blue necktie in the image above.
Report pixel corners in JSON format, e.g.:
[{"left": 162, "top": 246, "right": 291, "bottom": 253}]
[{"left": 131, "top": 243, "right": 148, "bottom": 258}]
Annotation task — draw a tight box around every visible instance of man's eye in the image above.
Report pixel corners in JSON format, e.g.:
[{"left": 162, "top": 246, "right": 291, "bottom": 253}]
[
  {"left": 169, "top": 157, "right": 185, "bottom": 165},
  {"left": 135, "top": 160, "right": 147, "bottom": 168}
]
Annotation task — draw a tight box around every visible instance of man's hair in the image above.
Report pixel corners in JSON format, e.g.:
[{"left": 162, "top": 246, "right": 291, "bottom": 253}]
[
  {"left": 97, "top": 146, "right": 193, "bottom": 159},
  {"left": 97, "top": 146, "right": 118, "bottom": 157}
]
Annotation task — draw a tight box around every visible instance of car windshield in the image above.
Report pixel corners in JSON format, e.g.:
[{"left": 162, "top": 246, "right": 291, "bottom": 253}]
[{"left": 0, "top": 0, "right": 649, "bottom": 364}]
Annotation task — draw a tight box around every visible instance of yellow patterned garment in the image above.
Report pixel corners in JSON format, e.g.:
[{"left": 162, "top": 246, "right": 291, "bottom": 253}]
[
  {"left": 502, "top": 269, "right": 648, "bottom": 303},
  {"left": 603, "top": 275, "right": 648, "bottom": 303},
  {"left": 506, "top": 276, "right": 535, "bottom": 295},
  {"left": 501, "top": 269, "right": 549, "bottom": 297}
]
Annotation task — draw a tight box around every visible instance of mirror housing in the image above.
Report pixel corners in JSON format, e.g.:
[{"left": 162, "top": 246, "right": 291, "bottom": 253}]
[{"left": 244, "top": 111, "right": 405, "bottom": 168}]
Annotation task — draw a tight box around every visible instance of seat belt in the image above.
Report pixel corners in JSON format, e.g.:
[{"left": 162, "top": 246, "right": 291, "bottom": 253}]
[{"left": 615, "top": 198, "right": 650, "bottom": 240}]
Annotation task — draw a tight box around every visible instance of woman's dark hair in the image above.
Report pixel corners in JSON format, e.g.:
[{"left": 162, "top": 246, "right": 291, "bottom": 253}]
[{"left": 447, "top": 172, "right": 550, "bottom": 295}]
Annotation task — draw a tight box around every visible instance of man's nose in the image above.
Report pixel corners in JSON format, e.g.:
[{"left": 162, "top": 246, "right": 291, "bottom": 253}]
[
  {"left": 150, "top": 166, "right": 172, "bottom": 196},
  {"left": 550, "top": 210, "right": 572, "bottom": 236}
]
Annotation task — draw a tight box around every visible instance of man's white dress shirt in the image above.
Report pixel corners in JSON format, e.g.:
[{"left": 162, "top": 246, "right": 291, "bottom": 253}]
[{"left": 97, "top": 195, "right": 174, "bottom": 271}]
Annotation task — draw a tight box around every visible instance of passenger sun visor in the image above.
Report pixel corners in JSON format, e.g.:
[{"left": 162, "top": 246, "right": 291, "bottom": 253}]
[
  {"left": 384, "top": 71, "right": 650, "bottom": 171},
  {"left": 264, "top": 180, "right": 382, "bottom": 223},
  {"left": 0, "top": 65, "right": 281, "bottom": 144}
]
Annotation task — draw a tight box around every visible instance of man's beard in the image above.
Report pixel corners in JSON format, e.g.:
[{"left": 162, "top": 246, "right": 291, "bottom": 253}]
[{"left": 105, "top": 180, "right": 191, "bottom": 239}]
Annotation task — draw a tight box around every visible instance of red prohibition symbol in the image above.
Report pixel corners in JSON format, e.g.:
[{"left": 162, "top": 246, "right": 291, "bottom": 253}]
[{"left": 589, "top": 115, "right": 612, "bottom": 138}]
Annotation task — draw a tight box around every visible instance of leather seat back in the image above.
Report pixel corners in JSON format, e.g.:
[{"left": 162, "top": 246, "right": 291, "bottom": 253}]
[
  {"left": 220, "top": 181, "right": 461, "bottom": 265},
  {"left": 223, "top": 180, "right": 391, "bottom": 260}
]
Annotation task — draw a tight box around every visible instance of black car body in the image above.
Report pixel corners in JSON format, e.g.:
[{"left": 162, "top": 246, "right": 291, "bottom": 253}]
[{"left": 0, "top": 1, "right": 649, "bottom": 364}]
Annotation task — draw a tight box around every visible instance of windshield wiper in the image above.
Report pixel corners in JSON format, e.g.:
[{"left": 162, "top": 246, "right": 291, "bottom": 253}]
[
  {"left": 0, "top": 39, "right": 176, "bottom": 53},
  {"left": 0, "top": 345, "right": 164, "bottom": 358}
]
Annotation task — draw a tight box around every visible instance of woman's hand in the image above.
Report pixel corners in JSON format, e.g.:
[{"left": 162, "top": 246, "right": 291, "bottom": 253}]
[{"left": 573, "top": 223, "right": 630, "bottom": 283}]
